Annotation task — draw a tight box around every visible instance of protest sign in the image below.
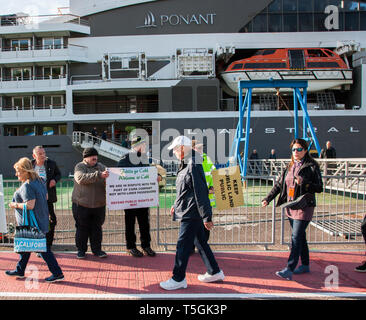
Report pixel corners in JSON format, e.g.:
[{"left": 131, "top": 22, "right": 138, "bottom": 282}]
[
  {"left": 211, "top": 166, "right": 244, "bottom": 210},
  {"left": 0, "top": 175, "right": 8, "bottom": 233},
  {"left": 106, "top": 167, "right": 159, "bottom": 210}
]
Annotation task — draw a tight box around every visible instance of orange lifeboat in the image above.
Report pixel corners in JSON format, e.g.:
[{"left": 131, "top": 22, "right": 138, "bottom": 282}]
[{"left": 220, "top": 48, "right": 353, "bottom": 94}]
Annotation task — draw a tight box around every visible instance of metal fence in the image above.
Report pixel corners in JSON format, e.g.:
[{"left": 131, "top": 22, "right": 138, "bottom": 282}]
[{"left": 1, "top": 175, "right": 365, "bottom": 251}]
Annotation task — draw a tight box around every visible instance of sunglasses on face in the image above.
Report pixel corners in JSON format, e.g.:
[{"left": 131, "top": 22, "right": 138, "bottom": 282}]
[{"left": 292, "top": 147, "right": 304, "bottom": 152}]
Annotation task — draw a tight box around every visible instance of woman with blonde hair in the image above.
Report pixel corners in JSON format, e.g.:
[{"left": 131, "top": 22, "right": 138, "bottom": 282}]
[{"left": 5, "top": 157, "right": 64, "bottom": 282}]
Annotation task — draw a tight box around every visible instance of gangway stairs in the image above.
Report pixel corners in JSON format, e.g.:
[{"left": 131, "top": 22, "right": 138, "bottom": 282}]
[{"left": 72, "top": 131, "right": 130, "bottom": 162}]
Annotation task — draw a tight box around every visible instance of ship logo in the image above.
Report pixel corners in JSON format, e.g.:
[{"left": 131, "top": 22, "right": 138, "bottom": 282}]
[{"left": 137, "top": 11, "right": 157, "bottom": 28}]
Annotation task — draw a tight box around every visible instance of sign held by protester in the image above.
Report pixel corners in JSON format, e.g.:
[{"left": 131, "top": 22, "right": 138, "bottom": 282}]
[
  {"left": 212, "top": 166, "right": 244, "bottom": 210},
  {"left": 106, "top": 167, "right": 159, "bottom": 210},
  {"left": 0, "top": 175, "right": 8, "bottom": 233}
]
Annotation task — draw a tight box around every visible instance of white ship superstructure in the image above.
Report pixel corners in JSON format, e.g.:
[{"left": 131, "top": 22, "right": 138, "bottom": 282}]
[{"left": 1, "top": 0, "right": 366, "bottom": 176}]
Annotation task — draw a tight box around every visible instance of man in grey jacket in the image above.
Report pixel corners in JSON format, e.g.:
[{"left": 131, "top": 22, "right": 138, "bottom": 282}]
[
  {"left": 72, "top": 147, "right": 109, "bottom": 259},
  {"left": 160, "top": 136, "right": 224, "bottom": 290}
]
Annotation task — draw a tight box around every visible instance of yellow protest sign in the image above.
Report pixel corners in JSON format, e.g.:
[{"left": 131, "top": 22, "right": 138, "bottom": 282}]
[{"left": 212, "top": 166, "right": 244, "bottom": 210}]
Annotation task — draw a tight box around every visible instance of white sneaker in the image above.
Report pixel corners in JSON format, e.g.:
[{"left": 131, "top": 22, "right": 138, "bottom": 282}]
[
  {"left": 160, "top": 278, "right": 187, "bottom": 290},
  {"left": 198, "top": 270, "right": 225, "bottom": 283}
]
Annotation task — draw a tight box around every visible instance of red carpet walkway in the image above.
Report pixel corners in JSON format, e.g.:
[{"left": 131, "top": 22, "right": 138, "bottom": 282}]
[{"left": 0, "top": 250, "right": 365, "bottom": 299}]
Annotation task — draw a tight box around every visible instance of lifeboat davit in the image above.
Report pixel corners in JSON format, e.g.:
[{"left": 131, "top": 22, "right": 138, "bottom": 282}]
[{"left": 220, "top": 48, "right": 353, "bottom": 95}]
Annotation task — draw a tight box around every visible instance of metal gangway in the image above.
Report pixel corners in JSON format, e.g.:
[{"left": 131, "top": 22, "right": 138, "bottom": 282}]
[{"left": 72, "top": 131, "right": 130, "bottom": 162}]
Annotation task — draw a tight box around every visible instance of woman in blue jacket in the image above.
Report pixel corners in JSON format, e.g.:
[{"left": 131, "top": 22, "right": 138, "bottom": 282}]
[{"left": 5, "top": 157, "right": 64, "bottom": 282}]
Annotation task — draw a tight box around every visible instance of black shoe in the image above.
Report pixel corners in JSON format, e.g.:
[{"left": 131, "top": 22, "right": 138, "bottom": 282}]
[
  {"left": 128, "top": 248, "right": 143, "bottom": 257},
  {"left": 45, "top": 274, "right": 64, "bottom": 283},
  {"left": 355, "top": 261, "right": 366, "bottom": 272},
  {"left": 142, "top": 247, "right": 156, "bottom": 257},
  {"left": 5, "top": 270, "right": 24, "bottom": 279},
  {"left": 77, "top": 251, "right": 86, "bottom": 259},
  {"left": 94, "top": 250, "right": 107, "bottom": 258}
]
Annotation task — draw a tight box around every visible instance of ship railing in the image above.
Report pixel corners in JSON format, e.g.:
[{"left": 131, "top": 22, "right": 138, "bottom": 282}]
[
  {"left": 0, "top": 74, "right": 67, "bottom": 89},
  {"left": 1, "top": 174, "right": 364, "bottom": 249},
  {"left": 245, "top": 159, "right": 366, "bottom": 192},
  {"left": 0, "top": 44, "right": 88, "bottom": 59},
  {"left": 0, "top": 14, "right": 89, "bottom": 27},
  {"left": 1, "top": 104, "right": 66, "bottom": 117}
]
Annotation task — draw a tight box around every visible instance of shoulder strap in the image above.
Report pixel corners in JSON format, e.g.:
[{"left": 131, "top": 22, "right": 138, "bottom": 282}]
[
  {"left": 28, "top": 210, "right": 40, "bottom": 230},
  {"left": 22, "top": 204, "right": 29, "bottom": 226},
  {"left": 22, "top": 204, "right": 40, "bottom": 229}
]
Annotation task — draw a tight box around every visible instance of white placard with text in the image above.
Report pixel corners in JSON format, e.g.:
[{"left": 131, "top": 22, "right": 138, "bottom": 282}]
[{"left": 106, "top": 167, "right": 158, "bottom": 210}]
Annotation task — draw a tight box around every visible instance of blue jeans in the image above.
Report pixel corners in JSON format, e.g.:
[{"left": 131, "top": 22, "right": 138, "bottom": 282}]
[
  {"left": 15, "top": 248, "right": 63, "bottom": 276},
  {"left": 172, "top": 218, "right": 220, "bottom": 282},
  {"left": 287, "top": 218, "right": 310, "bottom": 271}
]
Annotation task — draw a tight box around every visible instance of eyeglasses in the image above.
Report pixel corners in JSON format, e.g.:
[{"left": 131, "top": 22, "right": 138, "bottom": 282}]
[{"left": 292, "top": 147, "right": 304, "bottom": 152}]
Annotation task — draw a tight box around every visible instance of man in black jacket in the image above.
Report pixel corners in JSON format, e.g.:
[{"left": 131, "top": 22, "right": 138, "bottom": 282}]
[
  {"left": 117, "top": 136, "right": 156, "bottom": 258},
  {"left": 320, "top": 141, "right": 336, "bottom": 159},
  {"left": 160, "top": 136, "right": 224, "bottom": 290},
  {"left": 32, "top": 146, "right": 61, "bottom": 249}
]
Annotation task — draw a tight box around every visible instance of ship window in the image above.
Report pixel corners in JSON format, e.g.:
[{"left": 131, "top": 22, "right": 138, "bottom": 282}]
[
  {"left": 244, "top": 62, "right": 287, "bottom": 69},
  {"left": 343, "top": 1, "right": 360, "bottom": 11},
  {"left": 43, "top": 95, "right": 64, "bottom": 107},
  {"left": 43, "top": 66, "right": 64, "bottom": 79},
  {"left": 299, "top": 13, "right": 313, "bottom": 31},
  {"left": 254, "top": 49, "right": 276, "bottom": 56},
  {"left": 361, "top": 12, "right": 366, "bottom": 30},
  {"left": 42, "top": 127, "right": 54, "bottom": 136},
  {"left": 307, "top": 62, "right": 340, "bottom": 68},
  {"left": 268, "top": 0, "right": 281, "bottom": 12},
  {"left": 314, "top": 0, "right": 328, "bottom": 12},
  {"left": 253, "top": 14, "right": 267, "bottom": 32},
  {"left": 232, "top": 63, "right": 244, "bottom": 70},
  {"left": 283, "top": 0, "right": 297, "bottom": 12},
  {"left": 43, "top": 38, "right": 63, "bottom": 49},
  {"left": 298, "top": 1, "right": 314, "bottom": 12},
  {"left": 12, "top": 96, "right": 32, "bottom": 109},
  {"left": 283, "top": 14, "right": 298, "bottom": 32},
  {"left": 11, "top": 39, "right": 30, "bottom": 51},
  {"left": 345, "top": 12, "right": 359, "bottom": 31},
  {"left": 58, "top": 125, "right": 67, "bottom": 135},
  {"left": 262, "top": 49, "right": 276, "bottom": 55},
  {"left": 269, "top": 14, "right": 282, "bottom": 32},
  {"left": 11, "top": 67, "right": 31, "bottom": 80},
  {"left": 254, "top": 50, "right": 264, "bottom": 56},
  {"left": 24, "top": 126, "right": 36, "bottom": 136},
  {"left": 8, "top": 145, "right": 27, "bottom": 149},
  {"left": 307, "top": 49, "right": 328, "bottom": 58}
]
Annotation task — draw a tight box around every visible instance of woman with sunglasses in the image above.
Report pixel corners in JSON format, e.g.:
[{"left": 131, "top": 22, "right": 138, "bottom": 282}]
[{"left": 262, "top": 138, "right": 323, "bottom": 280}]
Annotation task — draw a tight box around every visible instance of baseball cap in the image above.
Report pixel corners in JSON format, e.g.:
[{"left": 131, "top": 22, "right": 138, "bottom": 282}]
[
  {"left": 167, "top": 135, "right": 192, "bottom": 150},
  {"left": 131, "top": 136, "right": 146, "bottom": 148}
]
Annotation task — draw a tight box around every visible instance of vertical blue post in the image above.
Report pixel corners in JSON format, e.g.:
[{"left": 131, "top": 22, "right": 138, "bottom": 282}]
[
  {"left": 236, "top": 81, "right": 244, "bottom": 166},
  {"left": 242, "top": 87, "right": 252, "bottom": 178},
  {"left": 302, "top": 87, "right": 308, "bottom": 139},
  {"left": 295, "top": 89, "right": 321, "bottom": 155},
  {"left": 293, "top": 88, "right": 298, "bottom": 139}
]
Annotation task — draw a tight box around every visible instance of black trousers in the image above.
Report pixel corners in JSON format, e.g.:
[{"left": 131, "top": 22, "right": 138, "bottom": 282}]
[
  {"left": 72, "top": 203, "right": 106, "bottom": 254},
  {"left": 124, "top": 207, "right": 151, "bottom": 250},
  {"left": 362, "top": 215, "right": 366, "bottom": 244},
  {"left": 47, "top": 202, "right": 57, "bottom": 248}
]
